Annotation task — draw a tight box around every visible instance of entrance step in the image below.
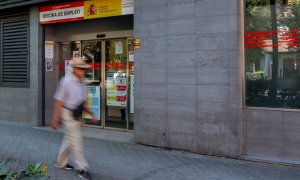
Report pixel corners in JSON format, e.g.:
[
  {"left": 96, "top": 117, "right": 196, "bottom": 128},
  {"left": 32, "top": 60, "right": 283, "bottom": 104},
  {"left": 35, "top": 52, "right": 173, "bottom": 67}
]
[{"left": 34, "top": 126, "right": 133, "bottom": 143}]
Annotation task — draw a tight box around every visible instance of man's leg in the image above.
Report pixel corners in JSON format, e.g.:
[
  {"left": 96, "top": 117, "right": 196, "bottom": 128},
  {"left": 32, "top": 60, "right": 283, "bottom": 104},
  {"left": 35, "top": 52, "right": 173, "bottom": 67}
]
[
  {"left": 60, "top": 108, "right": 89, "bottom": 171},
  {"left": 56, "top": 135, "right": 71, "bottom": 168},
  {"left": 69, "top": 122, "right": 89, "bottom": 171},
  {"left": 57, "top": 108, "right": 73, "bottom": 168}
]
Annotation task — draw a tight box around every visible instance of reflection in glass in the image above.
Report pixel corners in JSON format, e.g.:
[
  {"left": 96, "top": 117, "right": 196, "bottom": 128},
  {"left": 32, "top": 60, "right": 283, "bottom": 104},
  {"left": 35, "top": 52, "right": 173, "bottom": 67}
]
[
  {"left": 245, "top": 0, "right": 300, "bottom": 108},
  {"left": 81, "top": 40, "right": 102, "bottom": 126}
]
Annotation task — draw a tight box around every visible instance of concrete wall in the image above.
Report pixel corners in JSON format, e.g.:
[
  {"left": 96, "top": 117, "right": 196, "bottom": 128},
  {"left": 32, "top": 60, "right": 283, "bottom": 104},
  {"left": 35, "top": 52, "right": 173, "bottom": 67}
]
[
  {"left": 44, "top": 25, "right": 58, "bottom": 126},
  {"left": 134, "top": 0, "right": 243, "bottom": 157},
  {"left": 0, "top": 7, "right": 42, "bottom": 126}
]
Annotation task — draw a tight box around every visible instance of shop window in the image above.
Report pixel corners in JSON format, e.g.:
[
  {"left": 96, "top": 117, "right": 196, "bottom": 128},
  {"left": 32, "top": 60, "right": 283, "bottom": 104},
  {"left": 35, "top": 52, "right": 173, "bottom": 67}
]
[
  {"left": 244, "top": 0, "right": 300, "bottom": 108},
  {"left": 0, "top": 16, "right": 29, "bottom": 87}
]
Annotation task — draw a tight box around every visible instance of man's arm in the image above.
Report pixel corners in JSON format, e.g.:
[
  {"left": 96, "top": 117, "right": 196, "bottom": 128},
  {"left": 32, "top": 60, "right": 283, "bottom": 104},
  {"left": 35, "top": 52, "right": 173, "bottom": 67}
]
[{"left": 51, "top": 100, "right": 64, "bottom": 130}]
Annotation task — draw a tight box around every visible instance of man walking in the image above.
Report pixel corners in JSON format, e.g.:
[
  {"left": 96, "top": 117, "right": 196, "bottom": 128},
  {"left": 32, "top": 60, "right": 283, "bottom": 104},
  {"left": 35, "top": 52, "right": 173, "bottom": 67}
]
[{"left": 51, "top": 57, "right": 95, "bottom": 180}]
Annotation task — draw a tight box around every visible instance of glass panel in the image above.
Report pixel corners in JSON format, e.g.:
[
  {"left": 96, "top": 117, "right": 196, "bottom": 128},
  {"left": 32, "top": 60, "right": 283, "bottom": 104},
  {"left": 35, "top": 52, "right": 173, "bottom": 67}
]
[
  {"left": 244, "top": 0, "right": 300, "bottom": 108},
  {"left": 105, "top": 39, "right": 128, "bottom": 129},
  {"left": 58, "top": 42, "right": 81, "bottom": 79},
  {"left": 82, "top": 40, "right": 102, "bottom": 126}
]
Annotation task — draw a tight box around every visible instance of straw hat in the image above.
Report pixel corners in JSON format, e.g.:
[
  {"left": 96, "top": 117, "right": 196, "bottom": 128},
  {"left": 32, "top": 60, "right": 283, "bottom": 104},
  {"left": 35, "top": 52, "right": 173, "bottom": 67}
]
[{"left": 71, "top": 57, "right": 90, "bottom": 69}]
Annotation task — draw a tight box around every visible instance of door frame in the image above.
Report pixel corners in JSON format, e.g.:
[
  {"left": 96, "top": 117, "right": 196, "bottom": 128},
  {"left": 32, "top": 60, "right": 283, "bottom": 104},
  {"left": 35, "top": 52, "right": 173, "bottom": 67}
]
[{"left": 56, "top": 30, "right": 133, "bottom": 131}]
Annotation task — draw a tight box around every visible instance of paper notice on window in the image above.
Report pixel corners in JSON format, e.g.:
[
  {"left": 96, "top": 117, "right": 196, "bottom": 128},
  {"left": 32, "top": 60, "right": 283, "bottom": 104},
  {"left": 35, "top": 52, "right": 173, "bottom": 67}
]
[
  {"left": 115, "top": 41, "right": 123, "bottom": 54},
  {"left": 122, "top": 0, "right": 134, "bottom": 15},
  {"left": 106, "top": 76, "right": 127, "bottom": 107},
  {"left": 45, "top": 41, "right": 54, "bottom": 59},
  {"left": 73, "top": 51, "right": 80, "bottom": 58},
  {"left": 46, "top": 59, "right": 53, "bottom": 71},
  {"left": 83, "top": 86, "right": 101, "bottom": 120},
  {"left": 65, "top": 59, "right": 73, "bottom": 75},
  {"left": 129, "top": 51, "right": 134, "bottom": 62}
]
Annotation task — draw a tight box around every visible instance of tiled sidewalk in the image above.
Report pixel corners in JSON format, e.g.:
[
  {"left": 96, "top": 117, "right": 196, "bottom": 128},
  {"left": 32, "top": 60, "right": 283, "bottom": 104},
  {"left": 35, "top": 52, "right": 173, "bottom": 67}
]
[{"left": 0, "top": 121, "right": 300, "bottom": 180}]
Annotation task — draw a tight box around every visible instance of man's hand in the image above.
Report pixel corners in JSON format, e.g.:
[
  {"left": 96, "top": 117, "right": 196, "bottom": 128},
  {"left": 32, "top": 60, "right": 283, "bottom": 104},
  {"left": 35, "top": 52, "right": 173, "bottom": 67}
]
[
  {"left": 51, "top": 118, "right": 60, "bottom": 130},
  {"left": 51, "top": 100, "right": 63, "bottom": 130},
  {"left": 91, "top": 115, "right": 98, "bottom": 123}
]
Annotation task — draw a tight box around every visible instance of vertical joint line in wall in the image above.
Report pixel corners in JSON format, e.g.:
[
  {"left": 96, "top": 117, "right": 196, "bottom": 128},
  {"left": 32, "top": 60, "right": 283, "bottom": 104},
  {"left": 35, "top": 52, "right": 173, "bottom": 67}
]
[
  {"left": 227, "top": 0, "right": 229, "bottom": 15},
  {"left": 227, "top": 0, "right": 230, "bottom": 104},
  {"left": 194, "top": 0, "right": 197, "bottom": 152},
  {"left": 244, "top": 0, "right": 248, "bottom": 157},
  {"left": 227, "top": 0, "right": 230, "bottom": 156},
  {"left": 243, "top": 4, "right": 246, "bottom": 155},
  {"left": 228, "top": 0, "right": 230, "bottom": 103},
  {"left": 165, "top": 2, "right": 168, "bottom": 148},
  {"left": 196, "top": 61, "right": 198, "bottom": 152},
  {"left": 227, "top": 0, "right": 230, "bottom": 102}
]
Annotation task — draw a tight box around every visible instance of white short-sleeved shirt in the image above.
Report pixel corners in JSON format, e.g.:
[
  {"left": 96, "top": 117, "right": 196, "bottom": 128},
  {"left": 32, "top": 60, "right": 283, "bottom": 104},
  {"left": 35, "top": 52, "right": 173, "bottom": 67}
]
[{"left": 54, "top": 73, "right": 87, "bottom": 110}]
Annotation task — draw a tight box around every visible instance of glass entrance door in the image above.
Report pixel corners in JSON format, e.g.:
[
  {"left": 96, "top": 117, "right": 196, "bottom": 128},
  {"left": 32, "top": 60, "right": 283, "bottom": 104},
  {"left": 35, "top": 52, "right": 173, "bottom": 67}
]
[
  {"left": 58, "top": 38, "right": 134, "bottom": 130},
  {"left": 104, "top": 39, "right": 128, "bottom": 129}
]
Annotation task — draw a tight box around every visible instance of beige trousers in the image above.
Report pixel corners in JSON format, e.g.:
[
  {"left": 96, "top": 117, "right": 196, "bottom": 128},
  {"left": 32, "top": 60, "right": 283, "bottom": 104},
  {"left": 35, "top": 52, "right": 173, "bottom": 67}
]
[{"left": 57, "top": 108, "right": 89, "bottom": 171}]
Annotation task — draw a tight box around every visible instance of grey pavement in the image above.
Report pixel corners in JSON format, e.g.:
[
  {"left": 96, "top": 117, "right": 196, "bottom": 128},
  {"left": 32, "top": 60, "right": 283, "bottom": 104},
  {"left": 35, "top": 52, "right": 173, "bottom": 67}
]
[{"left": 0, "top": 121, "right": 300, "bottom": 180}]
